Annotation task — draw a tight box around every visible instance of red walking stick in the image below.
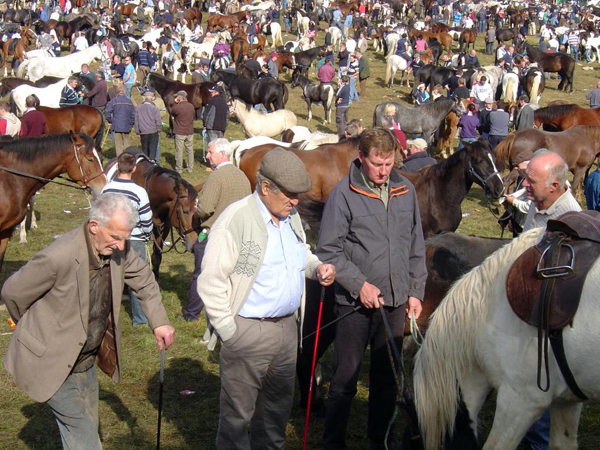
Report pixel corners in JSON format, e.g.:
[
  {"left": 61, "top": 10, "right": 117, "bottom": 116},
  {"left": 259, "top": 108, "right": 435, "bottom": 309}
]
[{"left": 302, "top": 286, "right": 326, "bottom": 450}]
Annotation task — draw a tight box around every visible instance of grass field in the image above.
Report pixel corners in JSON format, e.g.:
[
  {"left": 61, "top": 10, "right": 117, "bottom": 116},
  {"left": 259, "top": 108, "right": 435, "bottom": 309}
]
[{"left": 1, "top": 22, "right": 600, "bottom": 449}]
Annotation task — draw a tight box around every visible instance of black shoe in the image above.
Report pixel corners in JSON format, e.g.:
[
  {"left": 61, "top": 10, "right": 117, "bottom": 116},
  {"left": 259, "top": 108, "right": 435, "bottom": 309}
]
[{"left": 183, "top": 315, "right": 198, "bottom": 322}]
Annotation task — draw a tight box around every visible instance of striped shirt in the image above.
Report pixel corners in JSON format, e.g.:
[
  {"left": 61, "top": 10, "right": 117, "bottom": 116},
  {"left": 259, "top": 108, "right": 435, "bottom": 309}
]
[
  {"left": 523, "top": 189, "right": 582, "bottom": 232},
  {"left": 101, "top": 179, "right": 153, "bottom": 241},
  {"left": 59, "top": 85, "right": 79, "bottom": 107}
]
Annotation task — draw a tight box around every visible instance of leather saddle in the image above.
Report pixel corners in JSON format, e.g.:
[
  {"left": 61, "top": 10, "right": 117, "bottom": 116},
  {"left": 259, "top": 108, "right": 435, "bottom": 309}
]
[{"left": 506, "top": 210, "right": 600, "bottom": 399}]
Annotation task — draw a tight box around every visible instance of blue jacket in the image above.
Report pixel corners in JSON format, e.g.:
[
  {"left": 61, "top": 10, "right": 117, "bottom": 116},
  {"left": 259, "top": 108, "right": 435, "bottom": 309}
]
[
  {"left": 585, "top": 170, "right": 600, "bottom": 212},
  {"left": 137, "top": 48, "right": 151, "bottom": 67},
  {"left": 105, "top": 94, "right": 135, "bottom": 133},
  {"left": 336, "top": 84, "right": 350, "bottom": 108}
]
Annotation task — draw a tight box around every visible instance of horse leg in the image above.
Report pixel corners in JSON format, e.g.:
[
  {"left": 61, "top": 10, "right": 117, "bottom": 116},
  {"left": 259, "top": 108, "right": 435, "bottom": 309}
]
[
  {"left": 483, "top": 385, "right": 549, "bottom": 450},
  {"left": 150, "top": 224, "right": 165, "bottom": 280},
  {"left": 29, "top": 196, "right": 36, "bottom": 229},
  {"left": 307, "top": 99, "right": 312, "bottom": 121},
  {"left": 0, "top": 228, "right": 12, "bottom": 275},
  {"left": 549, "top": 402, "right": 582, "bottom": 450},
  {"left": 19, "top": 217, "right": 27, "bottom": 244},
  {"left": 572, "top": 168, "right": 585, "bottom": 203}
]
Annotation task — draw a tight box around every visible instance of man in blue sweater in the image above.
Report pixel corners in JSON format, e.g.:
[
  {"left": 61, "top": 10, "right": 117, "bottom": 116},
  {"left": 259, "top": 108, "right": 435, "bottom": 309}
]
[{"left": 335, "top": 75, "right": 350, "bottom": 139}]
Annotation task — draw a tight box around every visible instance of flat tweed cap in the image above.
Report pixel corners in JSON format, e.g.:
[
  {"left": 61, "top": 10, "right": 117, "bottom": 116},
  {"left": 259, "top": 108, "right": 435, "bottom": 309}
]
[{"left": 260, "top": 147, "right": 312, "bottom": 194}]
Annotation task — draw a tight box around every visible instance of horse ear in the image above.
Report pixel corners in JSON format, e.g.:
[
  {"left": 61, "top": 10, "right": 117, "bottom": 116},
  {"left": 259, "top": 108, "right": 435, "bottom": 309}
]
[{"left": 68, "top": 130, "right": 79, "bottom": 143}]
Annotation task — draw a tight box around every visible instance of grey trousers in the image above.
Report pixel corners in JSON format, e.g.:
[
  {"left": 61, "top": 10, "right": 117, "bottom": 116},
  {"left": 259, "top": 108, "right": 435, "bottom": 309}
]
[
  {"left": 114, "top": 132, "right": 130, "bottom": 156},
  {"left": 46, "top": 365, "right": 102, "bottom": 450},
  {"left": 175, "top": 134, "right": 194, "bottom": 172},
  {"left": 217, "top": 315, "right": 298, "bottom": 450},
  {"left": 129, "top": 239, "right": 149, "bottom": 325}
]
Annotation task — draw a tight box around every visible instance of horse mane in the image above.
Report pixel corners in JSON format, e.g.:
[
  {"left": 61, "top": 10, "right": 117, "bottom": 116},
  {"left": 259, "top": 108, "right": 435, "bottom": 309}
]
[
  {"left": 421, "top": 97, "right": 454, "bottom": 113},
  {"left": 419, "top": 147, "right": 464, "bottom": 179},
  {"left": 533, "top": 103, "right": 577, "bottom": 122},
  {"left": 145, "top": 165, "right": 198, "bottom": 199},
  {"left": 413, "top": 228, "right": 543, "bottom": 450},
  {"left": 0, "top": 133, "right": 90, "bottom": 163}
]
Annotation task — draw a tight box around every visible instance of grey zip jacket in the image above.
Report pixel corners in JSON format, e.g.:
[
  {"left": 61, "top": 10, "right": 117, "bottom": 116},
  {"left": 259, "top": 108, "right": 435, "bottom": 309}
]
[{"left": 316, "top": 159, "right": 427, "bottom": 306}]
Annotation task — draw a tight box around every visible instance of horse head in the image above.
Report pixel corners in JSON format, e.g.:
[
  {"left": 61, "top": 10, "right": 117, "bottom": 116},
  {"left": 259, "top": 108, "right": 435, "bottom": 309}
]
[
  {"left": 463, "top": 139, "right": 504, "bottom": 199},
  {"left": 172, "top": 178, "right": 199, "bottom": 251},
  {"left": 290, "top": 68, "right": 301, "bottom": 88},
  {"left": 68, "top": 131, "right": 107, "bottom": 197},
  {"left": 450, "top": 96, "right": 466, "bottom": 117}
]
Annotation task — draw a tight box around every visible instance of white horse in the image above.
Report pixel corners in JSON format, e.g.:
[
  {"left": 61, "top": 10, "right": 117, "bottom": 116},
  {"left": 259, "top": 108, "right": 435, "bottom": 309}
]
[
  {"left": 328, "top": 26, "right": 342, "bottom": 52},
  {"left": 414, "top": 227, "right": 600, "bottom": 450},
  {"left": 138, "top": 27, "right": 164, "bottom": 51},
  {"left": 471, "top": 65, "right": 501, "bottom": 99},
  {"left": 184, "top": 37, "right": 217, "bottom": 69},
  {"left": 385, "top": 55, "right": 411, "bottom": 88},
  {"left": 230, "top": 136, "right": 292, "bottom": 166},
  {"left": 296, "top": 11, "right": 310, "bottom": 38},
  {"left": 529, "top": 68, "right": 543, "bottom": 105},
  {"left": 269, "top": 22, "right": 283, "bottom": 48},
  {"left": 582, "top": 34, "right": 600, "bottom": 62},
  {"left": 286, "top": 126, "right": 339, "bottom": 149},
  {"left": 502, "top": 71, "right": 520, "bottom": 103},
  {"left": 231, "top": 98, "right": 297, "bottom": 138},
  {"left": 24, "top": 48, "right": 54, "bottom": 59},
  {"left": 241, "top": 1, "right": 273, "bottom": 11},
  {"left": 17, "top": 44, "right": 105, "bottom": 82},
  {"left": 385, "top": 32, "right": 399, "bottom": 57},
  {"left": 10, "top": 78, "right": 70, "bottom": 116}
]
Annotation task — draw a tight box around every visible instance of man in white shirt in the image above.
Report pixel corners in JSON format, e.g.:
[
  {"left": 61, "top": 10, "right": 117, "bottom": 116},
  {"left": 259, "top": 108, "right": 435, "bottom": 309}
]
[
  {"left": 522, "top": 150, "right": 582, "bottom": 232},
  {"left": 73, "top": 32, "right": 89, "bottom": 52}
]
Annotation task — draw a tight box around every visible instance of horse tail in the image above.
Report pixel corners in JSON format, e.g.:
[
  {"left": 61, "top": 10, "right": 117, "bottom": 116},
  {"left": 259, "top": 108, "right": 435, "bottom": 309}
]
[
  {"left": 9, "top": 91, "right": 18, "bottom": 116},
  {"left": 282, "top": 83, "right": 289, "bottom": 107},
  {"left": 414, "top": 229, "right": 543, "bottom": 450},
  {"left": 16, "top": 58, "right": 30, "bottom": 79},
  {"left": 494, "top": 132, "right": 516, "bottom": 171},
  {"left": 325, "top": 84, "right": 334, "bottom": 113},
  {"left": 385, "top": 56, "right": 393, "bottom": 87},
  {"left": 530, "top": 72, "right": 541, "bottom": 104}
]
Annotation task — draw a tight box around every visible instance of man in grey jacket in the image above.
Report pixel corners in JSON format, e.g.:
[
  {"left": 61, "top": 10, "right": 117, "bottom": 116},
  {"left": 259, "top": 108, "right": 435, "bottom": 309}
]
[
  {"left": 134, "top": 90, "right": 162, "bottom": 160},
  {"left": 317, "top": 127, "right": 427, "bottom": 450},
  {"left": 515, "top": 94, "right": 534, "bottom": 130}
]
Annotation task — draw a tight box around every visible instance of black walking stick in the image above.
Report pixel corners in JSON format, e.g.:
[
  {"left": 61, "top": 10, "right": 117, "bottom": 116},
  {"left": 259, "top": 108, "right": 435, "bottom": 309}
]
[{"left": 156, "top": 345, "right": 166, "bottom": 450}]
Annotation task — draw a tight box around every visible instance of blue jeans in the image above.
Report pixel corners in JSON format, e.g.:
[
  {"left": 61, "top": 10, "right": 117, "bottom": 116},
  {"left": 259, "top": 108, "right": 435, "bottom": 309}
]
[
  {"left": 125, "top": 83, "right": 134, "bottom": 98},
  {"left": 522, "top": 409, "right": 550, "bottom": 450},
  {"left": 570, "top": 45, "right": 579, "bottom": 61},
  {"left": 156, "top": 133, "right": 161, "bottom": 162},
  {"left": 129, "top": 239, "right": 149, "bottom": 325},
  {"left": 478, "top": 20, "right": 486, "bottom": 33},
  {"left": 349, "top": 76, "right": 359, "bottom": 102},
  {"left": 285, "top": 17, "right": 291, "bottom": 30},
  {"left": 47, "top": 365, "right": 102, "bottom": 450},
  {"left": 458, "top": 137, "right": 477, "bottom": 149}
]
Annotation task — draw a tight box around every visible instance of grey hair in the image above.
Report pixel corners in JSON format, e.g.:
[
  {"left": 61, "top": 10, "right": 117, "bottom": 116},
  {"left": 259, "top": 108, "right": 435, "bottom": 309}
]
[
  {"left": 547, "top": 158, "right": 569, "bottom": 189},
  {"left": 255, "top": 171, "right": 280, "bottom": 194},
  {"left": 210, "top": 138, "right": 232, "bottom": 158},
  {"left": 89, "top": 193, "right": 138, "bottom": 229}
]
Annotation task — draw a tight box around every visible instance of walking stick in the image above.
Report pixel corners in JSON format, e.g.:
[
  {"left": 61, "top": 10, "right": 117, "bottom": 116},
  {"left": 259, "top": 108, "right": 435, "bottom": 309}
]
[
  {"left": 302, "top": 286, "right": 326, "bottom": 450},
  {"left": 156, "top": 345, "right": 166, "bottom": 450}
]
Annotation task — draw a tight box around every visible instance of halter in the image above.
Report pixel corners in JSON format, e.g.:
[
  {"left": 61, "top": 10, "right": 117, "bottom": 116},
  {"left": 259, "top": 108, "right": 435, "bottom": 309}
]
[
  {"left": 467, "top": 152, "right": 501, "bottom": 197},
  {"left": 66, "top": 142, "right": 106, "bottom": 188}
]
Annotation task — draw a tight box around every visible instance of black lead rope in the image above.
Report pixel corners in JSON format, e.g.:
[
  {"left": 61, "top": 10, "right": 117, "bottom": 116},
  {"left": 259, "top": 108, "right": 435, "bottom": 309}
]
[
  {"left": 156, "top": 346, "right": 166, "bottom": 450},
  {"left": 0, "top": 165, "right": 88, "bottom": 190},
  {"left": 301, "top": 304, "right": 362, "bottom": 342}
]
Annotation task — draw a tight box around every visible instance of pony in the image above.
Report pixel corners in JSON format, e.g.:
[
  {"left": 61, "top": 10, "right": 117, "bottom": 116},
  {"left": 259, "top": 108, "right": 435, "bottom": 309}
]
[
  {"left": 207, "top": 11, "right": 247, "bottom": 31},
  {"left": 210, "top": 69, "right": 288, "bottom": 112},
  {"left": 502, "top": 70, "right": 520, "bottom": 103},
  {"left": 385, "top": 54, "right": 411, "bottom": 88},
  {"left": 494, "top": 125, "right": 600, "bottom": 198},
  {"left": 266, "top": 22, "right": 283, "bottom": 48},
  {"left": 16, "top": 44, "right": 105, "bottom": 82},
  {"left": 533, "top": 104, "right": 600, "bottom": 131},
  {"left": 520, "top": 42, "right": 575, "bottom": 93},
  {"left": 0, "top": 26, "right": 36, "bottom": 77},
  {"left": 413, "top": 226, "right": 600, "bottom": 449},
  {"left": 372, "top": 98, "right": 466, "bottom": 145},
  {"left": 385, "top": 32, "right": 400, "bottom": 57},
  {"left": 290, "top": 70, "right": 334, "bottom": 124},
  {"left": 229, "top": 98, "right": 297, "bottom": 138},
  {"left": 496, "top": 26, "right": 519, "bottom": 44},
  {"left": 522, "top": 67, "right": 545, "bottom": 104},
  {"left": 0, "top": 75, "right": 62, "bottom": 97},
  {"left": 458, "top": 28, "right": 477, "bottom": 53},
  {"left": 0, "top": 132, "right": 106, "bottom": 275},
  {"left": 291, "top": 45, "right": 328, "bottom": 75},
  {"left": 328, "top": 26, "right": 342, "bottom": 52}
]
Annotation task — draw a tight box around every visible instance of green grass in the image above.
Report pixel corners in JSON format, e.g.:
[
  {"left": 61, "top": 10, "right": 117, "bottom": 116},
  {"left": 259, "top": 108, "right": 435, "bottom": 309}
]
[{"left": 1, "top": 24, "right": 600, "bottom": 449}]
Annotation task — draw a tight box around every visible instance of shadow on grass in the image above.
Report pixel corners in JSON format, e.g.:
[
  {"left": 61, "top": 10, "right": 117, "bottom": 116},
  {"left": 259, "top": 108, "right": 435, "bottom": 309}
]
[
  {"left": 18, "top": 403, "right": 61, "bottom": 449},
  {"left": 100, "top": 388, "right": 153, "bottom": 446},
  {"left": 147, "top": 357, "right": 220, "bottom": 448}
]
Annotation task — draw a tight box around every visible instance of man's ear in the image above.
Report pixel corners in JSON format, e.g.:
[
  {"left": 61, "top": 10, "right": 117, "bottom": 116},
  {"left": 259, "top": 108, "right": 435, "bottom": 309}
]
[{"left": 89, "top": 220, "right": 100, "bottom": 237}]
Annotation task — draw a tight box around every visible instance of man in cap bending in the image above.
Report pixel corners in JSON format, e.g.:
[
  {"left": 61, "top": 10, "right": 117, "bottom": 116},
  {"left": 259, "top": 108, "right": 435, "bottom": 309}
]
[{"left": 199, "top": 148, "right": 336, "bottom": 449}]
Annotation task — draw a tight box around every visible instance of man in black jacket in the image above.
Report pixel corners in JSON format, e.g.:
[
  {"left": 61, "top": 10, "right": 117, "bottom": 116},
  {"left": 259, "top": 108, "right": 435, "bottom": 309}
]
[
  {"left": 202, "top": 86, "right": 228, "bottom": 144},
  {"left": 317, "top": 128, "right": 427, "bottom": 450}
]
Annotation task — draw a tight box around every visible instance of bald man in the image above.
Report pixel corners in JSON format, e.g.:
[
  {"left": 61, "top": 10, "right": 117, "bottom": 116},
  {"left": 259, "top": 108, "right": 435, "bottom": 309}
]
[{"left": 521, "top": 151, "right": 581, "bottom": 232}]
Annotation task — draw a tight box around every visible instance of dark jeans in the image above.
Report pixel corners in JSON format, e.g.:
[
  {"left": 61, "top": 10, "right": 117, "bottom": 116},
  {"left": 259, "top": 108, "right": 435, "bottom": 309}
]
[
  {"left": 141, "top": 132, "right": 159, "bottom": 160},
  {"left": 323, "top": 302, "right": 406, "bottom": 449},
  {"left": 336, "top": 107, "right": 349, "bottom": 139},
  {"left": 488, "top": 134, "right": 507, "bottom": 151},
  {"left": 129, "top": 239, "right": 149, "bottom": 325},
  {"left": 184, "top": 238, "right": 207, "bottom": 321}
]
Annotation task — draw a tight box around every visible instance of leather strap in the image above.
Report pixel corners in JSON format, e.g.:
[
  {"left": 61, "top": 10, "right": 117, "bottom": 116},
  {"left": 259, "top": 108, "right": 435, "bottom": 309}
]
[{"left": 550, "top": 330, "right": 588, "bottom": 401}]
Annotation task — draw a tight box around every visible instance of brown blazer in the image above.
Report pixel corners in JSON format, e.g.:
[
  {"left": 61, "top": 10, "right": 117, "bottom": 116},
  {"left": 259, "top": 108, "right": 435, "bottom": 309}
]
[{"left": 2, "top": 224, "right": 170, "bottom": 403}]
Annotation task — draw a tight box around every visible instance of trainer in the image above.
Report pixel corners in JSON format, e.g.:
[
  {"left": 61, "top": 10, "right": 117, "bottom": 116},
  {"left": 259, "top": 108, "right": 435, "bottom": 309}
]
[
  {"left": 317, "top": 127, "right": 427, "bottom": 450},
  {"left": 2, "top": 193, "right": 175, "bottom": 449},
  {"left": 198, "top": 148, "right": 335, "bottom": 449}
]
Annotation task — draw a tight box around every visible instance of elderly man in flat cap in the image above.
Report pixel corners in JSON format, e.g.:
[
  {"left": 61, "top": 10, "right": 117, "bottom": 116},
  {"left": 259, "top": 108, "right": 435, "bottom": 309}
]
[
  {"left": 171, "top": 90, "right": 195, "bottom": 173},
  {"left": 199, "top": 148, "right": 336, "bottom": 450}
]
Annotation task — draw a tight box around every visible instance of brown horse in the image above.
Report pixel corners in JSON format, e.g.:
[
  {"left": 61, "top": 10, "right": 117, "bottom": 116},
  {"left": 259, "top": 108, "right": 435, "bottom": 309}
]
[
  {"left": 459, "top": 29, "right": 477, "bottom": 53},
  {"left": 431, "top": 22, "right": 450, "bottom": 33},
  {"left": 533, "top": 104, "right": 600, "bottom": 131},
  {"left": 437, "top": 98, "right": 471, "bottom": 158},
  {"left": 520, "top": 42, "right": 575, "bottom": 93},
  {"left": 38, "top": 105, "right": 104, "bottom": 150},
  {"left": 494, "top": 125, "right": 600, "bottom": 197},
  {"left": 1, "top": 26, "right": 35, "bottom": 76},
  {"left": 118, "top": 3, "right": 136, "bottom": 18},
  {"left": 184, "top": 7, "right": 202, "bottom": 29},
  {"left": 104, "top": 156, "right": 198, "bottom": 278},
  {"left": 408, "top": 29, "right": 452, "bottom": 52},
  {"left": 239, "top": 138, "right": 504, "bottom": 236},
  {"left": 0, "top": 132, "right": 106, "bottom": 276},
  {"left": 207, "top": 11, "right": 247, "bottom": 31},
  {"left": 231, "top": 35, "right": 267, "bottom": 65}
]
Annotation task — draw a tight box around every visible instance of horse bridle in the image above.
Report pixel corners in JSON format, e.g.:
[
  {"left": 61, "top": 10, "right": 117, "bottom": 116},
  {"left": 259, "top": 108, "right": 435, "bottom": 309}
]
[
  {"left": 467, "top": 151, "right": 501, "bottom": 197},
  {"left": 65, "top": 142, "right": 106, "bottom": 188}
]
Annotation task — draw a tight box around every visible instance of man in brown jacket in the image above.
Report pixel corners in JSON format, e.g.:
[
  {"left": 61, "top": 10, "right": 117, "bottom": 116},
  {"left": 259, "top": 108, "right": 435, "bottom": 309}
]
[
  {"left": 2, "top": 193, "right": 175, "bottom": 450},
  {"left": 171, "top": 90, "right": 195, "bottom": 173}
]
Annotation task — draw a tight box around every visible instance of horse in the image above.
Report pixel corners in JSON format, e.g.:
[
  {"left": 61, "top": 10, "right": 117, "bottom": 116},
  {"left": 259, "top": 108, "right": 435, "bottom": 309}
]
[
  {"left": 183, "top": 7, "right": 202, "bottom": 29},
  {"left": 385, "top": 54, "right": 412, "bottom": 88},
  {"left": 437, "top": 98, "right": 472, "bottom": 159},
  {"left": 458, "top": 28, "right": 476, "bottom": 53},
  {"left": 298, "top": 232, "right": 508, "bottom": 412},
  {"left": 161, "top": 50, "right": 187, "bottom": 82},
  {"left": 268, "top": 51, "right": 296, "bottom": 75},
  {"left": 118, "top": 3, "right": 135, "bottom": 18},
  {"left": 38, "top": 105, "right": 103, "bottom": 150},
  {"left": 502, "top": 70, "right": 520, "bottom": 103},
  {"left": 229, "top": 98, "right": 297, "bottom": 138},
  {"left": 108, "top": 36, "right": 140, "bottom": 61},
  {"left": 145, "top": 73, "right": 218, "bottom": 136},
  {"left": 261, "top": 21, "right": 283, "bottom": 48},
  {"left": 496, "top": 26, "right": 519, "bottom": 44},
  {"left": 385, "top": 32, "right": 400, "bottom": 57},
  {"left": 0, "top": 26, "right": 36, "bottom": 77},
  {"left": 290, "top": 70, "right": 334, "bottom": 124},
  {"left": 291, "top": 45, "right": 328, "bottom": 75},
  {"left": 413, "top": 226, "right": 600, "bottom": 449},
  {"left": 207, "top": 11, "right": 248, "bottom": 31},
  {"left": 104, "top": 156, "right": 198, "bottom": 278},
  {"left": 0, "top": 132, "right": 106, "bottom": 275},
  {"left": 533, "top": 104, "right": 600, "bottom": 131},
  {"left": 230, "top": 35, "right": 267, "bottom": 65},
  {"left": 521, "top": 67, "right": 545, "bottom": 104},
  {"left": 494, "top": 125, "right": 600, "bottom": 198},
  {"left": 328, "top": 26, "right": 343, "bottom": 52},
  {"left": 210, "top": 69, "right": 288, "bottom": 112},
  {"left": 372, "top": 98, "right": 466, "bottom": 145},
  {"left": 0, "top": 75, "right": 61, "bottom": 97},
  {"left": 10, "top": 77, "right": 69, "bottom": 116},
  {"left": 520, "top": 42, "right": 575, "bottom": 93},
  {"left": 408, "top": 29, "right": 452, "bottom": 52},
  {"left": 16, "top": 44, "right": 105, "bottom": 82},
  {"left": 4, "top": 9, "right": 38, "bottom": 25}
]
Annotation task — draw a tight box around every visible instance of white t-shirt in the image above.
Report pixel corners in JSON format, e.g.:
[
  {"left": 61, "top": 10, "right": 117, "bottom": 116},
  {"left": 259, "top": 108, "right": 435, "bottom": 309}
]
[{"left": 74, "top": 36, "right": 89, "bottom": 51}]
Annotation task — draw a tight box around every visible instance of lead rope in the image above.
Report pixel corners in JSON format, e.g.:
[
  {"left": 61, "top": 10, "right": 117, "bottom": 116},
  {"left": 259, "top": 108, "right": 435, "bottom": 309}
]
[{"left": 409, "top": 315, "right": 424, "bottom": 348}]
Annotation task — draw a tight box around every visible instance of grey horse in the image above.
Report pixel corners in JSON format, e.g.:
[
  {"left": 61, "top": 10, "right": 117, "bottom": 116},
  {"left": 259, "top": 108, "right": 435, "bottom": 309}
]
[{"left": 372, "top": 97, "right": 466, "bottom": 145}]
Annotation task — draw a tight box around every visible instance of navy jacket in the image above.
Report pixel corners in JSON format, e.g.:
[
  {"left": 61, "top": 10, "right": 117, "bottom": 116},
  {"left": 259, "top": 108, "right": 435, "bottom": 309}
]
[
  {"left": 105, "top": 94, "right": 135, "bottom": 133},
  {"left": 336, "top": 84, "right": 350, "bottom": 108}
]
